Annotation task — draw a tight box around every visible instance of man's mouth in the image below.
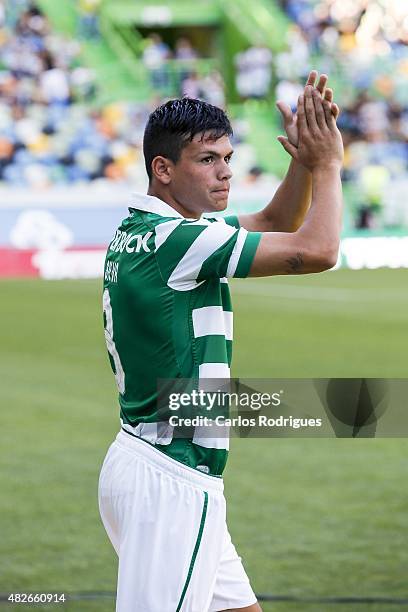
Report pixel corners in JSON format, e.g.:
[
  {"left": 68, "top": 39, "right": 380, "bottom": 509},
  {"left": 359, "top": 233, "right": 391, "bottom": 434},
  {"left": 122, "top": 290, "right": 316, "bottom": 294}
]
[{"left": 211, "top": 188, "right": 230, "bottom": 195}]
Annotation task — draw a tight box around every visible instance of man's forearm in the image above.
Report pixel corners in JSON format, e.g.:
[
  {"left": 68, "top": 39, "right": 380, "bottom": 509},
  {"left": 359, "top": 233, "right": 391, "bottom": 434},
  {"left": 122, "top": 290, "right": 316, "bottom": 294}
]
[
  {"left": 248, "top": 164, "right": 343, "bottom": 278},
  {"left": 239, "top": 159, "right": 312, "bottom": 233},
  {"left": 297, "top": 164, "right": 343, "bottom": 261},
  {"left": 263, "top": 159, "right": 312, "bottom": 231}
]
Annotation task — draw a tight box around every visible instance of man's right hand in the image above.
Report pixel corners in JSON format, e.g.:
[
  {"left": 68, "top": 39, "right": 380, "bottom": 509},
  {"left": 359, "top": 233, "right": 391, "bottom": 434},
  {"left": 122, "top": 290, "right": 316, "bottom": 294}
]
[{"left": 277, "top": 85, "right": 344, "bottom": 173}]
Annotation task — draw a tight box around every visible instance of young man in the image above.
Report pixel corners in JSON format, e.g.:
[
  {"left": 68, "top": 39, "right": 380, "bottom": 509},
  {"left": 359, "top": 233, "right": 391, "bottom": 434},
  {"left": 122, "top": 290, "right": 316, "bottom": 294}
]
[{"left": 99, "top": 73, "right": 343, "bottom": 612}]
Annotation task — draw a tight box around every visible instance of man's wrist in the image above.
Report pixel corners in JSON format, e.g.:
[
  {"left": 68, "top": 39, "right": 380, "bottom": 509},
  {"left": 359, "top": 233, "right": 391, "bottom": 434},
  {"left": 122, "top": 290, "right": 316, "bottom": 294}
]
[
  {"left": 291, "top": 157, "right": 311, "bottom": 174},
  {"left": 311, "top": 162, "right": 342, "bottom": 176}
]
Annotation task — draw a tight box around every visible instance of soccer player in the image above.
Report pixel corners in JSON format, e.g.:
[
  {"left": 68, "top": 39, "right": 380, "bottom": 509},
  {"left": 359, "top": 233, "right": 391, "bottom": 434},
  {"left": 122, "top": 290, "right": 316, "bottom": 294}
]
[{"left": 99, "top": 72, "right": 343, "bottom": 611}]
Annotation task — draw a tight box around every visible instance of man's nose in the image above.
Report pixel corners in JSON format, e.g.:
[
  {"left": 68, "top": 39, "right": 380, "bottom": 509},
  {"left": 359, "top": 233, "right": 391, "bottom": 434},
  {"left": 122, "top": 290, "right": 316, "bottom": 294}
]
[{"left": 217, "top": 161, "right": 233, "bottom": 180}]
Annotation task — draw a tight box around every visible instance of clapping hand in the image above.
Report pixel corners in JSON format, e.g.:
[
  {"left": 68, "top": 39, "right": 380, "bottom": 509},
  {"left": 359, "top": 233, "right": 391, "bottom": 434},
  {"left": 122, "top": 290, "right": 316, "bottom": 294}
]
[
  {"left": 276, "top": 71, "right": 340, "bottom": 148},
  {"left": 276, "top": 83, "right": 344, "bottom": 172}
]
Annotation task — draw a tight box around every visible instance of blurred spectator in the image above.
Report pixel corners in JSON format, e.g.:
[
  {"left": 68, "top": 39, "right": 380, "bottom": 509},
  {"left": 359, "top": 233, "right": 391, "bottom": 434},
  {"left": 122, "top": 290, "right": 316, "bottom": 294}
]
[
  {"left": 180, "top": 70, "right": 226, "bottom": 109},
  {"left": 77, "top": 0, "right": 101, "bottom": 40},
  {"left": 142, "top": 33, "right": 171, "bottom": 91},
  {"left": 358, "top": 98, "right": 389, "bottom": 141},
  {"left": 355, "top": 165, "right": 390, "bottom": 229},
  {"left": 275, "top": 78, "right": 303, "bottom": 112},
  {"left": 181, "top": 71, "right": 202, "bottom": 99},
  {"left": 0, "top": 2, "right": 5, "bottom": 29},
  {"left": 70, "top": 66, "right": 96, "bottom": 100},
  {"left": 39, "top": 51, "right": 70, "bottom": 105},
  {"left": 244, "top": 166, "right": 265, "bottom": 184},
  {"left": 174, "top": 38, "right": 199, "bottom": 61},
  {"left": 275, "top": 24, "right": 310, "bottom": 81},
  {"left": 234, "top": 45, "right": 273, "bottom": 100},
  {"left": 142, "top": 33, "right": 171, "bottom": 67},
  {"left": 174, "top": 37, "right": 200, "bottom": 86},
  {"left": 200, "top": 71, "right": 225, "bottom": 108}
]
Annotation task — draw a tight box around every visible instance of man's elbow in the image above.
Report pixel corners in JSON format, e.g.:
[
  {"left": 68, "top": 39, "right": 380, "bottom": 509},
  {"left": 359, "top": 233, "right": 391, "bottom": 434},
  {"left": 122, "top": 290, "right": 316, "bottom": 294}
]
[{"left": 313, "top": 247, "right": 339, "bottom": 272}]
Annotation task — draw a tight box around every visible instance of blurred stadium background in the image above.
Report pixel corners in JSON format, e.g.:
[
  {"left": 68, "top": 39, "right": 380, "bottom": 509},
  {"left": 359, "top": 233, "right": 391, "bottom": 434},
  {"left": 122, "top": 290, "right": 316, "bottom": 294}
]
[{"left": 0, "top": 0, "right": 407, "bottom": 610}]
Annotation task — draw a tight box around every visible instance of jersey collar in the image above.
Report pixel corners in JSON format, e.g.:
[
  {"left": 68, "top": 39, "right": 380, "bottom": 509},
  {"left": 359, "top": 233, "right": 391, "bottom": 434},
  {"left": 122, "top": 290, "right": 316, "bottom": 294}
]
[{"left": 130, "top": 193, "right": 185, "bottom": 218}]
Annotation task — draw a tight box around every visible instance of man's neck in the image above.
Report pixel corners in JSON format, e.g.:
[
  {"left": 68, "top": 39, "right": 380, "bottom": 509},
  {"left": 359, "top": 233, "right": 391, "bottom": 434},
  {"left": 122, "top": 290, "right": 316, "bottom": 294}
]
[{"left": 147, "top": 188, "right": 201, "bottom": 219}]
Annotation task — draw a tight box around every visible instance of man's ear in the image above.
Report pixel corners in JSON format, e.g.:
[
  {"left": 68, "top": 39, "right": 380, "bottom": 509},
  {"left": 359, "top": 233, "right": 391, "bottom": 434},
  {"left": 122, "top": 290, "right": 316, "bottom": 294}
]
[{"left": 151, "top": 156, "right": 173, "bottom": 185}]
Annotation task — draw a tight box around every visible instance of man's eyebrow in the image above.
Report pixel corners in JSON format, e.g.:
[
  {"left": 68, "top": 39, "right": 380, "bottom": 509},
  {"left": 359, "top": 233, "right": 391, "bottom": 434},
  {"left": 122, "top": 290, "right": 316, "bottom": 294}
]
[{"left": 197, "top": 149, "right": 234, "bottom": 158}]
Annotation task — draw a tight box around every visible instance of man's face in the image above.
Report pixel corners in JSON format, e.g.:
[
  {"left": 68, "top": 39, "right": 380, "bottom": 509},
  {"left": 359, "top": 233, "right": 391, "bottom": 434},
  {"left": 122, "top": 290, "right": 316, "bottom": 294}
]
[{"left": 168, "top": 133, "right": 233, "bottom": 216}]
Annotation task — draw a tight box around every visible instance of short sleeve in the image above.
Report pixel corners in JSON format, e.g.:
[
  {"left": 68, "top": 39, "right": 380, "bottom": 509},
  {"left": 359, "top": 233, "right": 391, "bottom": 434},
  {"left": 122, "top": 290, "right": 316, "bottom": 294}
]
[{"left": 154, "top": 217, "right": 261, "bottom": 291}]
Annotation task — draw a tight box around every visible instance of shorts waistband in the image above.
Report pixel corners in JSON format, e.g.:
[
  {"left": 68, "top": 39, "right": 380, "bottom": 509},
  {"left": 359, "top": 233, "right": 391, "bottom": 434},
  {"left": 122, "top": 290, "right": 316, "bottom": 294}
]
[{"left": 115, "top": 429, "right": 224, "bottom": 493}]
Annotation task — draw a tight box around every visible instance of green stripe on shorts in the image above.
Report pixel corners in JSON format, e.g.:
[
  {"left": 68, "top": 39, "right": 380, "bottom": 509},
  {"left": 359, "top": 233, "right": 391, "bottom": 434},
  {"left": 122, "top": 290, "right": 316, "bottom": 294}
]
[{"left": 176, "top": 491, "right": 209, "bottom": 611}]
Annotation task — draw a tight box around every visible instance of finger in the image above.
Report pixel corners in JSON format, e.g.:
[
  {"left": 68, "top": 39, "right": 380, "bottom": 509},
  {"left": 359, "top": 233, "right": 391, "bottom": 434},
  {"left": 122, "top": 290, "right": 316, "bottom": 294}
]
[
  {"left": 305, "top": 70, "right": 317, "bottom": 87},
  {"left": 316, "top": 74, "right": 328, "bottom": 97},
  {"left": 323, "top": 98, "right": 336, "bottom": 128},
  {"left": 312, "top": 88, "right": 326, "bottom": 130},
  {"left": 276, "top": 100, "right": 293, "bottom": 125},
  {"left": 277, "top": 136, "right": 299, "bottom": 160},
  {"left": 297, "top": 93, "right": 307, "bottom": 135},
  {"left": 331, "top": 102, "right": 340, "bottom": 119},
  {"left": 304, "top": 85, "right": 318, "bottom": 131},
  {"left": 324, "top": 88, "right": 333, "bottom": 103}
]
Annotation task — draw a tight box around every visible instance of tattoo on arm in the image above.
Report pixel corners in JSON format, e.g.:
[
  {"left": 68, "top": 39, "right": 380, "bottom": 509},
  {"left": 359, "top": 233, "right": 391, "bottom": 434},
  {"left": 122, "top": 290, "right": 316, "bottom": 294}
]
[{"left": 285, "top": 252, "right": 304, "bottom": 273}]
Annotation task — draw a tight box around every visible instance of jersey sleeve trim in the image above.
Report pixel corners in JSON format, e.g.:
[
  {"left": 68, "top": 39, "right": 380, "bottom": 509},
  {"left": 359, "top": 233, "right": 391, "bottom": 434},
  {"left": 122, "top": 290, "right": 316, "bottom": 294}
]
[
  {"left": 226, "top": 228, "right": 247, "bottom": 277},
  {"left": 232, "top": 230, "right": 262, "bottom": 278}
]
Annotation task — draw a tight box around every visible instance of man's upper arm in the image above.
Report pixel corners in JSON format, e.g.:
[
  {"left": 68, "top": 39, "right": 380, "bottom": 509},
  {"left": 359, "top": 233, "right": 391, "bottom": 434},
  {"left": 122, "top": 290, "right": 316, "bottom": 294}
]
[
  {"left": 154, "top": 216, "right": 261, "bottom": 290},
  {"left": 236, "top": 211, "right": 274, "bottom": 233},
  {"left": 224, "top": 213, "right": 309, "bottom": 276},
  {"left": 248, "top": 231, "right": 336, "bottom": 276}
]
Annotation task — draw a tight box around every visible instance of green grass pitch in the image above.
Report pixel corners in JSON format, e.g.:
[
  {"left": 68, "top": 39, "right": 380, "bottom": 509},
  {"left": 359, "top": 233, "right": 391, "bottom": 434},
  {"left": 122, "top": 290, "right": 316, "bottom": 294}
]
[{"left": 1, "top": 269, "right": 407, "bottom": 611}]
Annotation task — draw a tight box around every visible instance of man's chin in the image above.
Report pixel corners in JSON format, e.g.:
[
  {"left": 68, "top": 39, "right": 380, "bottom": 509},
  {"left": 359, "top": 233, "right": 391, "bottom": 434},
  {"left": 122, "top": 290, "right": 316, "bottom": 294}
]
[{"left": 207, "top": 195, "right": 229, "bottom": 212}]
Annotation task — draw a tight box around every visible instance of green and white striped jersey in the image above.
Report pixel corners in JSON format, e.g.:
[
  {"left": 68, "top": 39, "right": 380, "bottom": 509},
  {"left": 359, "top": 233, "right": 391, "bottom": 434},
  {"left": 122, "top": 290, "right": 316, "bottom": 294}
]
[{"left": 103, "top": 193, "right": 261, "bottom": 476}]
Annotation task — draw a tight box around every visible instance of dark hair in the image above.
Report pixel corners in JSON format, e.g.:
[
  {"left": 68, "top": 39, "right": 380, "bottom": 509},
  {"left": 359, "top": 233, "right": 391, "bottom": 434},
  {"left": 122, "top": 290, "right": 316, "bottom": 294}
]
[{"left": 143, "top": 98, "right": 232, "bottom": 182}]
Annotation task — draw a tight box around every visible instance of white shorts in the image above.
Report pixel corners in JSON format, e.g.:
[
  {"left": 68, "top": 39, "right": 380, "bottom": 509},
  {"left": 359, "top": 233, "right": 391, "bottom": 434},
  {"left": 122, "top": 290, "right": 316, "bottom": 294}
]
[{"left": 98, "top": 430, "right": 257, "bottom": 612}]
